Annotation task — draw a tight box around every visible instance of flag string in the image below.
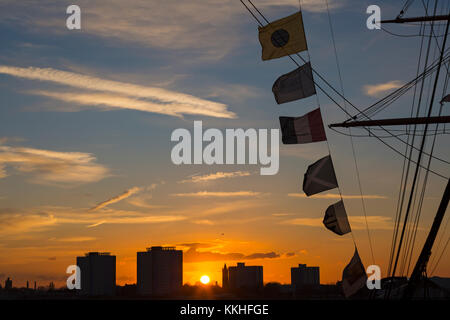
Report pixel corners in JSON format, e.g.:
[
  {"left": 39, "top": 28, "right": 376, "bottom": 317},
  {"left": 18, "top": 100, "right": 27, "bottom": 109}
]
[
  {"left": 240, "top": 0, "right": 449, "bottom": 179},
  {"left": 323, "top": 0, "right": 376, "bottom": 266}
]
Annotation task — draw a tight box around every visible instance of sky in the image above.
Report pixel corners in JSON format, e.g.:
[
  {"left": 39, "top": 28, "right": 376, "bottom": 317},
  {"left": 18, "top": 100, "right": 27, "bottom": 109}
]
[{"left": 0, "top": 0, "right": 449, "bottom": 288}]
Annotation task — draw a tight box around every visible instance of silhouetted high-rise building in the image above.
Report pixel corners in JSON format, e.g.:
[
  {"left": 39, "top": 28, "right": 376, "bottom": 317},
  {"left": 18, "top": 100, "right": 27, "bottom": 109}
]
[
  {"left": 222, "top": 264, "right": 229, "bottom": 289},
  {"left": 4, "top": 277, "right": 12, "bottom": 290},
  {"left": 291, "top": 264, "right": 320, "bottom": 288},
  {"left": 227, "top": 262, "right": 263, "bottom": 289},
  {"left": 137, "top": 246, "right": 182, "bottom": 296},
  {"left": 76, "top": 252, "right": 116, "bottom": 296}
]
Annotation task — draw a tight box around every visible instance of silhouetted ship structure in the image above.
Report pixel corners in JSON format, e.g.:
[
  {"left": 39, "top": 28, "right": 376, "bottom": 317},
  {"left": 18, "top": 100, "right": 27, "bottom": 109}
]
[{"left": 238, "top": 0, "right": 450, "bottom": 300}]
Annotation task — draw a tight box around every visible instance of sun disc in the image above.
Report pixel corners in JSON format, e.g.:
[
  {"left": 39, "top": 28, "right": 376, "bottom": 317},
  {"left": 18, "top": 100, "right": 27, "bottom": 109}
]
[{"left": 200, "top": 275, "right": 210, "bottom": 284}]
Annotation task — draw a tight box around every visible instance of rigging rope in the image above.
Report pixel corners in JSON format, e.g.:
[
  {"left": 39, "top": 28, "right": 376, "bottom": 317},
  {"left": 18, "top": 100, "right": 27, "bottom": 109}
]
[
  {"left": 400, "top": 20, "right": 440, "bottom": 276},
  {"left": 324, "top": 0, "right": 375, "bottom": 264},
  {"left": 429, "top": 235, "right": 450, "bottom": 274},
  {"left": 403, "top": 16, "right": 449, "bottom": 277},
  {"left": 429, "top": 215, "right": 450, "bottom": 274},
  {"left": 390, "top": 0, "right": 448, "bottom": 280},
  {"left": 239, "top": 0, "right": 449, "bottom": 179},
  {"left": 387, "top": 19, "right": 427, "bottom": 278},
  {"left": 390, "top": 0, "right": 438, "bottom": 280},
  {"left": 398, "top": 0, "right": 415, "bottom": 19},
  {"left": 330, "top": 127, "right": 449, "bottom": 138},
  {"left": 298, "top": 0, "right": 360, "bottom": 249},
  {"left": 381, "top": 26, "right": 446, "bottom": 38}
]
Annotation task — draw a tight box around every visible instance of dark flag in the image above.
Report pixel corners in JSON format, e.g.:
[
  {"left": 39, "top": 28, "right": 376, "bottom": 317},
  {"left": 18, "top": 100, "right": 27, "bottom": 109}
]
[
  {"left": 303, "top": 155, "right": 338, "bottom": 196},
  {"left": 323, "top": 200, "right": 351, "bottom": 235},
  {"left": 272, "top": 63, "right": 316, "bottom": 104},
  {"left": 342, "top": 247, "right": 367, "bottom": 298},
  {"left": 279, "top": 108, "right": 326, "bottom": 144}
]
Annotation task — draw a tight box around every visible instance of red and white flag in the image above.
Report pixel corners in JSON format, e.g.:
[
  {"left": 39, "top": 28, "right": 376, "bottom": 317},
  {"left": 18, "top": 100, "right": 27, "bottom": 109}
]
[{"left": 279, "top": 108, "right": 326, "bottom": 144}]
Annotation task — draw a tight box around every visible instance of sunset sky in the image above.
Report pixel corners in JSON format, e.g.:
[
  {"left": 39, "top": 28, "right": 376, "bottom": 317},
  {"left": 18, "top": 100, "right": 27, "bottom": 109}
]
[{"left": 0, "top": 0, "right": 449, "bottom": 288}]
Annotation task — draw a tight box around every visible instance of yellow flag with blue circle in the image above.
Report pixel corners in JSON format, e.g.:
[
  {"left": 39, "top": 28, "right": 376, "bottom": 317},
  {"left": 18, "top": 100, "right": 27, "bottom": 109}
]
[{"left": 258, "top": 11, "right": 308, "bottom": 61}]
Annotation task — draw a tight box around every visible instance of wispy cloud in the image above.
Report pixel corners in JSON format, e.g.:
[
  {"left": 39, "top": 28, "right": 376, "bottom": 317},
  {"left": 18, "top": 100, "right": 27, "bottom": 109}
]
[
  {"left": 0, "top": 211, "right": 57, "bottom": 236},
  {"left": 0, "top": 65, "right": 236, "bottom": 118},
  {"left": 0, "top": 207, "right": 186, "bottom": 236},
  {"left": 280, "top": 215, "right": 393, "bottom": 230},
  {"left": 192, "top": 219, "right": 215, "bottom": 226},
  {"left": 90, "top": 187, "right": 142, "bottom": 211},
  {"left": 171, "top": 191, "right": 263, "bottom": 197},
  {"left": 125, "top": 183, "right": 162, "bottom": 209},
  {"left": 51, "top": 237, "right": 96, "bottom": 242},
  {"left": 288, "top": 193, "right": 387, "bottom": 199},
  {"left": 178, "top": 242, "right": 281, "bottom": 263},
  {"left": 272, "top": 213, "right": 293, "bottom": 217},
  {"left": 363, "top": 80, "right": 404, "bottom": 97},
  {"left": 179, "top": 171, "right": 251, "bottom": 183},
  {"left": 0, "top": 143, "right": 109, "bottom": 185},
  {"left": 198, "top": 199, "right": 267, "bottom": 217},
  {"left": 85, "top": 214, "right": 185, "bottom": 228},
  {"left": 259, "top": 0, "right": 344, "bottom": 12},
  {"left": 0, "top": 1, "right": 343, "bottom": 63}
]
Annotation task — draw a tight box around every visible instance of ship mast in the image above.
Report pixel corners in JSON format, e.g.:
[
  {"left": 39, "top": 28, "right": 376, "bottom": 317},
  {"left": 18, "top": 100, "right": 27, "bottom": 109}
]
[{"left": 331, "top": 9, "right": 449, "bottom": 299}]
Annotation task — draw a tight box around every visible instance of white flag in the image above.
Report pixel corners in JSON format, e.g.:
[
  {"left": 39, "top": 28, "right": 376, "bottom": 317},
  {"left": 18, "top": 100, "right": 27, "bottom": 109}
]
[{"left": 272, "top": 62, "right": 316, "bottom": 104}]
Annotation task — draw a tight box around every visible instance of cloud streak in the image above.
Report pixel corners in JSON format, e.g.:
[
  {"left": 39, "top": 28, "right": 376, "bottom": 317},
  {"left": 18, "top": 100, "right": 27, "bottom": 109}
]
[
  {"left": 0, "top": 143, "right": 109, "bottom": 185},
  {"left": 0, "top": 210, "right": 57, "bottom": 236},
  {"left": 0, "top": 0, "right": 343, "bottom": 63},
  {"left": 90, "top": 187, "right": 142, "bottom": 211},
  {"left": 0, "top": 65, "right": 236, "bottom": 118},
  {"left": 180, "top": 171, "right": 251, "bottom": 183},
  {"left": 51, "top": 237, "right": 96, "bottom": 242},
  {"left": 0, "top": 207, "right": 186, "bottom": 236},
  {"left": 363, "top": 80, "right": 404, "bottom": 97},
  {"left": 171, "top": 191, "right": 263, "bottom": 197},
  {"left": 259, "top": 0, "right": 344, "bottom": 12},
  {"left": 178, "top": 242, "right": 281, "bottom": 263},
  {"left": 280, "top": 215, "right": 393, "bottom": 230}
]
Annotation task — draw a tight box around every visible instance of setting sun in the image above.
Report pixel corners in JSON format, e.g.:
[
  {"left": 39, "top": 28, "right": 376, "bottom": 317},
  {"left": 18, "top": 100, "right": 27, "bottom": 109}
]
[{"left": 200, "top": 275, "right": 210, "bottom": 285}]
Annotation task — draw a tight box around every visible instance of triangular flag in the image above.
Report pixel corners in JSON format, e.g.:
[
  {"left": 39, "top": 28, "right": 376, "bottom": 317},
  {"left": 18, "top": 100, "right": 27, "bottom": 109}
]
[
  {"left": 279, "top": 108, "right": 326, "bottom": 144},
  {"left": 303, "top": 155, "right": 338, "bottom": 196},
  {"left": 342, "top": 247, "right": 367, "bottom": 298},
  {"left": 258, "top": 11, "right": 308, "bottom": 61},
  {"left": 441, "top": 94, "right": 450, "bottom": 103},
  {"left": 272, "top": 62, "right": 316, "bottom": 104},
  {"left": 323, "top": 200, "right": 351, "bottom": 235}
]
